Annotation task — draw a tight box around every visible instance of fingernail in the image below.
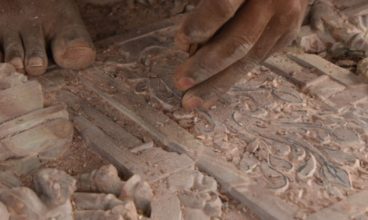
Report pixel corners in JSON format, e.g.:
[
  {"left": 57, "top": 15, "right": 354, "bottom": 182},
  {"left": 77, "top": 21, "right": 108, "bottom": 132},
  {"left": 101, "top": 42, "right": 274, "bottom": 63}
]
[
  {"left": 183, "top": 96, "right": 203, "bottom": 110},
  {"left": 28, "top": 57, "right": 44, "bottom": 67},
  {"left": 177, "top": 77, "right": 195, "bottom": 90}
]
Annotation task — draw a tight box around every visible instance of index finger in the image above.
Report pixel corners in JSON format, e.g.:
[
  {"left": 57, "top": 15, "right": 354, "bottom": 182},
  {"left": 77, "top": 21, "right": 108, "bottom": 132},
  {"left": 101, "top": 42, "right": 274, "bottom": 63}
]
[{"left": 176, "top": 0, "right": 246, "bottom": 51}]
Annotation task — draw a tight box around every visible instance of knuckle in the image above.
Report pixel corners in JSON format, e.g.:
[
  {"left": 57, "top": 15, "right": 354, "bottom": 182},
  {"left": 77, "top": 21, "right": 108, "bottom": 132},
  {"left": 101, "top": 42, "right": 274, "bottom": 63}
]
[
  {"left": 213, "top": 0, "right": 237, "bottom": 19},
  {"left": 228, "top": 35, "right": 253, "bottom": 56}
]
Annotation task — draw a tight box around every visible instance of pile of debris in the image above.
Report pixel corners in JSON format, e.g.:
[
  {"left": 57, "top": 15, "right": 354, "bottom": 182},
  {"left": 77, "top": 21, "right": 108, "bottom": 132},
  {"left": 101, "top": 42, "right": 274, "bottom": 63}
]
[
  {"left": 0, "top": 63, "right": 73, "bottom": 176},
  {"left": 0, "top": 165, "right": 151, "bottom": 220},
  {"left": 299, "top": 0, "right": 368, "bottom": 62}
]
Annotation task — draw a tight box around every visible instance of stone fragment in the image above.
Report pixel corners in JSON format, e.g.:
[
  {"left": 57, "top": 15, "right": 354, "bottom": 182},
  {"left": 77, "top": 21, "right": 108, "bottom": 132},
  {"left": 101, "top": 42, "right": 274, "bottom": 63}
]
[
  {"left": 357, "top": 57, "right": 368, "bottom": 79},
  {"left": 151, "top": 193, "right": 182, "bottom": 220},
  {"left": 0, "top": 202, "right": 9, "bottom": 220},
  {"left": 77, "top": 165, "right": 124, "bottom": 195},
  {"left": 179, "top": 191, "right": 206, "bottom": 209},
  {"left": 47, "top": 200, "right": 74, "bottom": 220},
  {"left": 120, "top": 175, "right": 153, "bottom": 214},
  {"left": 0, "top": 63, "right": 17, "bottom": 78},
  {"left": 130, "top": 141, "right": 154, "bottom": 154},
  {"left": 203, "top": 194, "right": 222, "bottom": 217},
  {"left": 182, "top": 208, "right": 210, "bottom": 220},
  {"left": 0, "top": 81, "right": 43, "bottom": 123},
  {"left": 0, "top": 118, "right": 73, "bottom": 161},
  {"left": 75, "top": 205, "right": 138, "bottom": 220},
  {"left": 297, "top": 26, "right": 326, "bottom": 53},
  {"left": 33, "top": 169, "right": 77, "bottom": 208},
  {"left": 0, "top": 171, "right": 21, "bottom": 189},
  {"left": 73, "top": 193, "right": 127, "bottom": 210},
  {"left": 0, "top": 104, "right": 69, "bottom": 140},
  {"left": 311, "top": 0, "right": 368, "bottom": 52},
  {"left": 0, "top": 156, "right": 42, "bottom": 176},
  {"left": 0, "top": 187, "right": 47, "bottom": 220},
  {"left": 0, "top": 67, "right": 27, "bottom": 90}
]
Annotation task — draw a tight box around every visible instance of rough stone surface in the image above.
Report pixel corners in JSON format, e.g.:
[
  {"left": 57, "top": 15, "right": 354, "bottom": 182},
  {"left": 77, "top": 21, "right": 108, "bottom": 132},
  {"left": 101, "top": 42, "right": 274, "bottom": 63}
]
[
  {"left": 0, "top": 202, "right": 9, "bottom": 220},
  {"left": 33, "top": 169, "right": 77, "bottom": 208},
  {"left": 77, "top": 164, "right": 124, "bottom": 195},
  {"left": 151, "top": 193, "right": 182, "bottom": 220},
  {"left": 121, "top": 175, "right": 153, "bottom": 214},
  {"left": 357, "top": 57, "right": 368, "bottom": 79}
]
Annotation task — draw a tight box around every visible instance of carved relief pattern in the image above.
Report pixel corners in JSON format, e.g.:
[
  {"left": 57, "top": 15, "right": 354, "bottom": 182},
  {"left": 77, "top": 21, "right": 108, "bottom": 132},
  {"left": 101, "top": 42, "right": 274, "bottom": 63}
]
[{"left": 103, "top": 27, "right": 368, "bottom": 215}]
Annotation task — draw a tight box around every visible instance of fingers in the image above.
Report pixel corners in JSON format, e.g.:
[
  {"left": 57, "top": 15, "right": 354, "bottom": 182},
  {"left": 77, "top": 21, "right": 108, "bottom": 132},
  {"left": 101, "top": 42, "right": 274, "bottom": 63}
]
[
  {"left": 176, "top": 0, "right": 246, "bottom": 51},
  {"left": 181, "top": 17, "right": 297, "bottom": 110},
  {"left": 2, "top": 31, "right": 24, "bottom": 72},
  {"left": 175, "top": 0, "right": 275, "bottom": 91}
]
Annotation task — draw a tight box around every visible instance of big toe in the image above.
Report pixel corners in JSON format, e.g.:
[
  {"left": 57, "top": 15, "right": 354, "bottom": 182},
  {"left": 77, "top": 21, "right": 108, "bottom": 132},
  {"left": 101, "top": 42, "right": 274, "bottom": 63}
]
[{"left": 52, "top": 25, "right": 96, "bottom": 70}]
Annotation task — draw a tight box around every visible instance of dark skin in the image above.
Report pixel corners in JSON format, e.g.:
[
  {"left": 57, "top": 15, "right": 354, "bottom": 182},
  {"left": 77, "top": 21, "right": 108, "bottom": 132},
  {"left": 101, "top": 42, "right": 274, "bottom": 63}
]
[
  {"left": 175, "top": 0, "right": 309, "bottom": 110},
  {"left": 0, "top": 0, "right": 308, "bottom": 109},
  {"left": 0, "top": 0, "right": 95, "bottom": 76}
]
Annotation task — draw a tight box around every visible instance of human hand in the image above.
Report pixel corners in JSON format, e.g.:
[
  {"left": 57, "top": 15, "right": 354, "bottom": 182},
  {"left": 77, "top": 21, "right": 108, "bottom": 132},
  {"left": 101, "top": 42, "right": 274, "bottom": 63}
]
[{"left": 175, "top": 0, "right": 309, "bottom": 110}]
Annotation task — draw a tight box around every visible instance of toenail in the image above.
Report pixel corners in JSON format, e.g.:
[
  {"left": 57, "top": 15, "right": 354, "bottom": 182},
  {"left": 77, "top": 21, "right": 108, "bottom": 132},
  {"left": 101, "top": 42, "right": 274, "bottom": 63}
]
[
  {"left": 28, "top": 57, "right": 44, "bottom": 67},
  {"left": 183, "top": 95, "right": 203, "bottom": 110},
  {"left": 178, "top": 77, "right": 195, "bottom": 90}
]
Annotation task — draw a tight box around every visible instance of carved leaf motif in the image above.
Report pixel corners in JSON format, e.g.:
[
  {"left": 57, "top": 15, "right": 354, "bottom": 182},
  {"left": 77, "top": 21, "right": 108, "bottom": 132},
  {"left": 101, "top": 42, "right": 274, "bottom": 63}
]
[
  {"left": 322, "top": 164, "right": 352, "bottom": 188},
  {"left": 260, "top": 162, "right": 289, "bottom": 193},
  {"left": 331, "top": 127, "right": 360, "bottom": 145},
  {"left": 291, "top": 145, "right": 306, "bottom": 161},
  {"left": 239, "top": 153, "right": 259, "bottom": 173},
  {"left": 323, "top": 148, "right": 358, "bottom": 167},
  {"left": 272, "top": 89, "right": 303, "bottom": 103},
  {"left": 269, "top": 155, "right": 293, "bottom": 173},
  {"left": 148, "top": 78, "right": 180, "bottom": 111},
  {"left": 270, "top": 142, "right": 291, "bottom": 157},
  {"left": 297, "top": 154, "right": 317, "bottom": 179}
]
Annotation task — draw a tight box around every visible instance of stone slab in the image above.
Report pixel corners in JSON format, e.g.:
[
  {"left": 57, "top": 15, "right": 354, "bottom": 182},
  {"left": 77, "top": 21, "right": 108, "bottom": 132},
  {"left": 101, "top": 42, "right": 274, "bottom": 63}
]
[
  {"left": 288, "top": 53, "right": 362, "bottom": 86},
  {"left": 0, "top": 104, "right": 69, "bottom": 140},
  {"left": 329, "top": 84, "right": 368, "bottom": 109},
  {"left": 74, "top": 115, "right": 194, "bottom": 183},
  {"left": 69, "top": 17, "right": 368, "bottom": 220},
  {"left": 304, "top": 75, "right": 346, "bottom": 100},
  {"left": 307, "top": 191, "right": 368, "bottom": 220},
  {"left": 265, "top": 54, "right": 319, "bottom": 87},
  {"left": 78, "top": 66, "right": 298, "bottom": 220},
  {"left": 0, "top": 81, "right": 43, "bottom": 123}
]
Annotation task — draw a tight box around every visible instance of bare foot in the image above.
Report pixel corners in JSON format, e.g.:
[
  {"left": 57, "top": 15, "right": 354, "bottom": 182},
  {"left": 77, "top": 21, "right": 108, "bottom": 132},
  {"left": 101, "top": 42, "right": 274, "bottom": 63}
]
[{"left": 0, "top": 0, "right": 96, "bottom": 76}]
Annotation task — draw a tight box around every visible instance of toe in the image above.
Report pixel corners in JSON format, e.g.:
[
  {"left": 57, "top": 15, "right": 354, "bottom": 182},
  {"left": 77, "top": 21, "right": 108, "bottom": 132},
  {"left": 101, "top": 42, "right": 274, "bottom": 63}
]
[
  {"left": 21, "top": 26, "right": 48, "bottom": 76},
  {"left": 2, "top": 32, "right": 25, "bottom": 72},
  {"left": 51, "top": 25, "right": 96, "bottom": 70}
]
